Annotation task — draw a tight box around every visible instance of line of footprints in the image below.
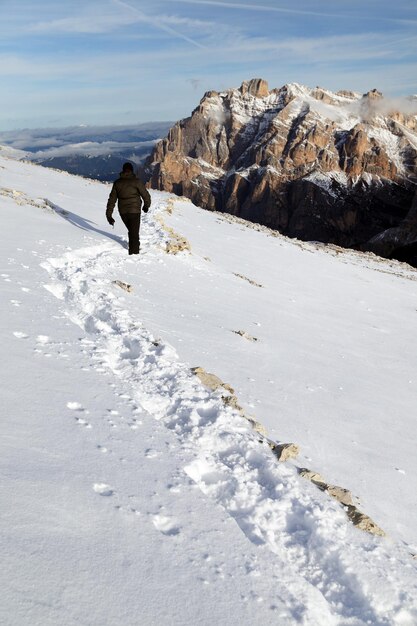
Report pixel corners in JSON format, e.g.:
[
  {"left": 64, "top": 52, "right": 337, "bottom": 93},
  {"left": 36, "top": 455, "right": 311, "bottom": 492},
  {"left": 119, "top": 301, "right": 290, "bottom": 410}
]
[{"left": 66, "top": 400, "right": 181, "bottom": 536}]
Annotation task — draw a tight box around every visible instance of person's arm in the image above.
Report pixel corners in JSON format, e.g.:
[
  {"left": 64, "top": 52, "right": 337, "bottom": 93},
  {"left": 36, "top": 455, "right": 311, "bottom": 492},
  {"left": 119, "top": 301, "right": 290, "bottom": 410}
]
[
  {"left": 138, "top": 180, "right": 151, "bottom": 212},
  {"left": 106, "top": 184, "right": 117, "bottom": 224}
]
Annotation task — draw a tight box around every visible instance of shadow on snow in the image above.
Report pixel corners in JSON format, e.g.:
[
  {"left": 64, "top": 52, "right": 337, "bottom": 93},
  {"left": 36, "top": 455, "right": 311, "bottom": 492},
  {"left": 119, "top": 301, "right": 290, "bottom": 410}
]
[{"left": 46, "top": 199, "right": 127, "bottom": 249}]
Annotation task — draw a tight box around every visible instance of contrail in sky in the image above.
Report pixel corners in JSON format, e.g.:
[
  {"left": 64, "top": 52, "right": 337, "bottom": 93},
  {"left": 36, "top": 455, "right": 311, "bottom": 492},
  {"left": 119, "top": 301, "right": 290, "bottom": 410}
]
[
  {"left": 113, "top": 0, "right": 207, "bottom": 49},
  {"left": 173, "top": 0, "right": 417, "bottom": 24}
]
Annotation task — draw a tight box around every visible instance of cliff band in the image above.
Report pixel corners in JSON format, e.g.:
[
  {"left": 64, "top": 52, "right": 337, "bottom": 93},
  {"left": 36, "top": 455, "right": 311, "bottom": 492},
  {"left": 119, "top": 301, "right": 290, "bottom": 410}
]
[{"left": 143, "top": 79, "right": 417, "bottom": 264}]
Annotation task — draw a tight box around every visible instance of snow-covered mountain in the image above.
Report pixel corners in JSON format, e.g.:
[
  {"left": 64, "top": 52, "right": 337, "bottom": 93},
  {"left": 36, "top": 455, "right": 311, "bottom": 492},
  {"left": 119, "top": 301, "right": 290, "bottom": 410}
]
[
  {"left": 143, "top": 79, "right": 417, "bottom": 264},
  {"left": 1, "top": 153, "right": 417, "bottom": 625}
]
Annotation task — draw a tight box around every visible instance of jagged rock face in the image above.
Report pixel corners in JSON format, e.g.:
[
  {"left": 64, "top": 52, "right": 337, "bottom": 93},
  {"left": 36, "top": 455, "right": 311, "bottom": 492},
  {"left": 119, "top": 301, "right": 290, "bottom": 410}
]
[
  {"left": 143, "top": 79, "right": 417, "bottom": 259},
  {"left": 365, "top": 189, "right": 417, "bottom": 264}
]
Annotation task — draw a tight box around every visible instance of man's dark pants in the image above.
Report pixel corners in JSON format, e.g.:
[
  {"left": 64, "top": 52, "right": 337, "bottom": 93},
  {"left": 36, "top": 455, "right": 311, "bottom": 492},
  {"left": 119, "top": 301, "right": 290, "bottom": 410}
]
[{"left": 121, "top": 213, "right": 141, "bottom": 255}]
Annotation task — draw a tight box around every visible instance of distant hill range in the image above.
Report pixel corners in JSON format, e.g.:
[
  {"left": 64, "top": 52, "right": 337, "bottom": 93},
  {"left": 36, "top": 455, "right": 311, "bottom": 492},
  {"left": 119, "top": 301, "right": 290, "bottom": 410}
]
[
  {"left": 142, "top": 79, "right": 417, "bottom": 265},
  {"left": 0, "top": 122, "right": 172, "bottom": 182}
]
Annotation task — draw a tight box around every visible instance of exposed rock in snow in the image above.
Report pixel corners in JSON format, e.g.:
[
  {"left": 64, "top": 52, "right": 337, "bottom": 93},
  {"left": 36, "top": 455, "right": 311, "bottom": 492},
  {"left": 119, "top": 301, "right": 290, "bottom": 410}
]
[
  {"left": 191, "top": 366, "right": 235, "bottom": 394},
  {"left": 298, "top": 469, "right": 384, "bottom": 534},
  {"left": 156, "top": 214, "right": 192, "bottom": 254},
  {"left": 270, "top": 442, "right": 300, "bottom": 462},
  {"left": 233, "top": 329, "right": 258, "bottom": 342},
  {"left": 112, "top": 279, "right": 133, "bottom": 293},
  {"left": 346, "top": 507, "right": 385, "bottom": 537},
  {"left": 233, "top": 272, "right": 264, "bottom": 288}
]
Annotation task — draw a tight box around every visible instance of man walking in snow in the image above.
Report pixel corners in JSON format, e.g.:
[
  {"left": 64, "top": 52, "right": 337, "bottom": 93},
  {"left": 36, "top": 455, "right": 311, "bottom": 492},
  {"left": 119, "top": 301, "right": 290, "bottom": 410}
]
[{"left": 106, "top": 162, "right": 151, "bottom": 255}]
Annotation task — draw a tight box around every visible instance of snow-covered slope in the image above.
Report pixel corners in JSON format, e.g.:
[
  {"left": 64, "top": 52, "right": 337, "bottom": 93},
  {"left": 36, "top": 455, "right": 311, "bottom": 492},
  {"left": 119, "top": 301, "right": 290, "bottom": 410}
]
[
  {"left": 0, "top": 144, "right": 28, "bottom": 160},
  {"left": 1, "top": 156, "right": 417, "bottom": 625}
]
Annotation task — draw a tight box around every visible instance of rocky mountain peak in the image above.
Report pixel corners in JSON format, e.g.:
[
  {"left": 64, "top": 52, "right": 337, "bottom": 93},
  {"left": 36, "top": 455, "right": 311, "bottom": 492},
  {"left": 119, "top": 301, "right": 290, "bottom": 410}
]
[
  {"left": 335, "top": 89, "right": 360, "bottom": 100},
  {"left": 142, "top": 80, "right": 417, "bottom": 264},
  {"left": 239, "top": 78, "right": 270, "bottom": 98},
  {"left": 363, "top": 88, "right": 383, "bottom": 100}
]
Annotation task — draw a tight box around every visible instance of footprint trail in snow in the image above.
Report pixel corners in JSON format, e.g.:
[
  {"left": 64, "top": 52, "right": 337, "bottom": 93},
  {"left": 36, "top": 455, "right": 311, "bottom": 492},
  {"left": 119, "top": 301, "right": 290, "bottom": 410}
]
[{"left": 40, "top": 201, "right": 417, "bottom": 625}]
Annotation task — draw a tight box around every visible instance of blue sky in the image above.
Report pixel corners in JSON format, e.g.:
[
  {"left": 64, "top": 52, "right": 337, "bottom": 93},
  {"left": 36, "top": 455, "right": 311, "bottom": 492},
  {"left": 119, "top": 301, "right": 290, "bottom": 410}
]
[{"left": 1, "top": 0, "right": 416, "bottom": 130}]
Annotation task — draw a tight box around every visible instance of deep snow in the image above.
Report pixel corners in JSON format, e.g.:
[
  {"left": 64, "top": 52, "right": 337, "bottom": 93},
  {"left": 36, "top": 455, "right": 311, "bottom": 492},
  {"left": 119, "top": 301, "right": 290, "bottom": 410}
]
[{"left": 1, "top": 155, "right": 417, "bottom": 625}]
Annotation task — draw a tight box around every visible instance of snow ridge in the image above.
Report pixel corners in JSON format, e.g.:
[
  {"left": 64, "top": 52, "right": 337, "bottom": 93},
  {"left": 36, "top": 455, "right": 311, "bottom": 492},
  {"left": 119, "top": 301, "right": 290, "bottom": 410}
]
[{"left": 40, "top": 199, "right": 417, "bottom": 626}]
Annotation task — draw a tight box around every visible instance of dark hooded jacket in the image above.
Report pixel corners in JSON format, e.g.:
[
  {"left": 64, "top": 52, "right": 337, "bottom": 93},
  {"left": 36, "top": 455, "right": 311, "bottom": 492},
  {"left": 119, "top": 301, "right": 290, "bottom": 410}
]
[{"left": 106, "top": 171, "right": 151, "bottom": 217}]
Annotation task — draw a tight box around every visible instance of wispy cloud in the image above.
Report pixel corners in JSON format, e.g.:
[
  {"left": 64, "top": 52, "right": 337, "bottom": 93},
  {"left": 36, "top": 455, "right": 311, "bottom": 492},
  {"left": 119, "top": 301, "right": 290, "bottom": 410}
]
[
  {"left": 1, "top": 30, "right": 415, "bottom": 80},
  {"left": 0, "top": 123, "right": 173, "bottom": 158},
  {"left": 215, "top": 32, "right": 417, "bottom": 63},
  {"left": 173, "top": 0, "right": 417, "bottom": 24},
  {"left": 28, "top": 13, "right": 137, "bottom": 34},
  {"left": 171, "top": 0, "right": 352, "bottom": 19},
  {"left": 27, "top": 140, "right": 158, "bottom": 159}
]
